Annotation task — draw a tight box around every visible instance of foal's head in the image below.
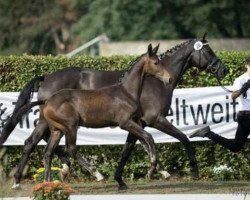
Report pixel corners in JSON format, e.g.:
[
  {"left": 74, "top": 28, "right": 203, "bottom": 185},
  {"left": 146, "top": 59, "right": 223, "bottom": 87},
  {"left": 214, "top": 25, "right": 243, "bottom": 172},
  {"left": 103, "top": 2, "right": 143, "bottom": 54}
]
[{"left": 144, "top": 44, "right": 171, "bottom": 85}]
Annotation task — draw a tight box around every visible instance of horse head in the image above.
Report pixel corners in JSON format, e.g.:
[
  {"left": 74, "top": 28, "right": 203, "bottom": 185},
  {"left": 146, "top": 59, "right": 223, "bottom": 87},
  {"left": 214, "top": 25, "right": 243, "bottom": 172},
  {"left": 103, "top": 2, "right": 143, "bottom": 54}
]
[
  {"left": 189, "top": 33, "right": 228, "bottom": 80},
  {"left": 146, "top": 43, "right": 171, "bottom": 85}
]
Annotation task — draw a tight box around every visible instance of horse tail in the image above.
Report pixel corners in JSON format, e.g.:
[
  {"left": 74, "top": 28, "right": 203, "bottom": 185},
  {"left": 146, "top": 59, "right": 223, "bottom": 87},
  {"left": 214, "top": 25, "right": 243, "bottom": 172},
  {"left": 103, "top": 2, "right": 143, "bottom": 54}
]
[
  {"left": 0, "top": 76, "right": 44, "bottom": 146},
  {"left": 11, "top": 100, "right": 45, "bottom": 126}
]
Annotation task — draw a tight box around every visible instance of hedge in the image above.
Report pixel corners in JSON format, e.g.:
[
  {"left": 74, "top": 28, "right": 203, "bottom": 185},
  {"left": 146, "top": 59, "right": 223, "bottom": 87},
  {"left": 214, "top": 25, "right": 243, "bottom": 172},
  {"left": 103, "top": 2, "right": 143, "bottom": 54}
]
[{"left": 0, "top": 51, "right": 250, "bottom": 182}]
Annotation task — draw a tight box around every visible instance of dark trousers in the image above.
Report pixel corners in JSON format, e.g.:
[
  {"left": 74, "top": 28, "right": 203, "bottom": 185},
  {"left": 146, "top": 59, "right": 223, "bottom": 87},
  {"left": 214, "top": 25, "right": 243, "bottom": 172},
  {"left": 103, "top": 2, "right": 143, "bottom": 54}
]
[{"left": 208, "top": 113, "right": 250, "bottom": 152}]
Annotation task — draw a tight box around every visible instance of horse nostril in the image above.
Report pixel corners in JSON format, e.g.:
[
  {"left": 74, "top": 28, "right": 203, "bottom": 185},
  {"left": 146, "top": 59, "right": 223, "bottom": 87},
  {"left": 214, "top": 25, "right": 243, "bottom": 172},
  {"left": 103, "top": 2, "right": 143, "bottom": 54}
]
[{"left": 166, "top": 77, "right": 172, "bottom": 85}]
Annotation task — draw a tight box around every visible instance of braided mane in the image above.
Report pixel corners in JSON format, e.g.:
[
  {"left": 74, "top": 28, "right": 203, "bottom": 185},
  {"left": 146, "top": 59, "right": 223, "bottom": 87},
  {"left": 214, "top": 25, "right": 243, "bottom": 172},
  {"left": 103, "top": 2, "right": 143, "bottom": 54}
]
[{"left": 160, "top": 39, "right": 193, "bottom": 59}]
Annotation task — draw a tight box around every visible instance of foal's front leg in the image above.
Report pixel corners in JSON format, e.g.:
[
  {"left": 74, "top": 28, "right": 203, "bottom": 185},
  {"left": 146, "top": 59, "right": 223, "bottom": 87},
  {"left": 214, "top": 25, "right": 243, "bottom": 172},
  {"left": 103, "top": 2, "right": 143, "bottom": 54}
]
[{"left": 121, "top": 120, "right": 157, "bottom": 182}]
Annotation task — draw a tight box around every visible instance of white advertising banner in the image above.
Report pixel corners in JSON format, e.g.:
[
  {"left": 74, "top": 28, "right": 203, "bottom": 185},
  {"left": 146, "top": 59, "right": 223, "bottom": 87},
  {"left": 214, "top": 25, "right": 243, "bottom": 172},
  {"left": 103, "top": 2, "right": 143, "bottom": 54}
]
[{"left": 0, "top": 86, "right": 238, "bottom": 145}]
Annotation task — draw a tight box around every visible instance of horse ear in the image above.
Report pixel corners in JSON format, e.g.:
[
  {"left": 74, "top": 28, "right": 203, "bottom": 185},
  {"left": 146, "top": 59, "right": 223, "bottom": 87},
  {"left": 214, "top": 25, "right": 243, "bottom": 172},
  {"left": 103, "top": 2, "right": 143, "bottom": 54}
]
[
  {"left": 148, "top": 43, "right": 153, "bottom": 56},
  {"left": 152, "top": 43, "right": 160, "bottom": 54},
  {"left": 202, "top": 32, "right": 207, "bottom": 41}
]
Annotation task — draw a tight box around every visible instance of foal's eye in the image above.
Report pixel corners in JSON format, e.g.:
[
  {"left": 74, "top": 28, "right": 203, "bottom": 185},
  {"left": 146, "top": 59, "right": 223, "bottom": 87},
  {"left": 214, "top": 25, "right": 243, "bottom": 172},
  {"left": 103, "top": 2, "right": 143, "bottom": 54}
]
[{"left": 154, "top": 61, "right": 159, "bottom": 65}]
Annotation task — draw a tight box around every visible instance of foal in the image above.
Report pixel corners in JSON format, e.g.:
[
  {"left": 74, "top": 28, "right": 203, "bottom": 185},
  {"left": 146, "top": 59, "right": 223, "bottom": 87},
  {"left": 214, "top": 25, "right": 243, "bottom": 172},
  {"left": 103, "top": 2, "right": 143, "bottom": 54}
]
[{"left": 42, "top": 44, "right": 171, "bottom": 182}]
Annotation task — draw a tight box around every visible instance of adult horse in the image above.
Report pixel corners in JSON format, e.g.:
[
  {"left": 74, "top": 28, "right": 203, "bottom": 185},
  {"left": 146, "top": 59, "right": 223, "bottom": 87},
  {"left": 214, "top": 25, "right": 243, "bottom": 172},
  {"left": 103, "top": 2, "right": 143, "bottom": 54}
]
[{"left": 0, "top": 34, "right": 228, "bottom": 189}]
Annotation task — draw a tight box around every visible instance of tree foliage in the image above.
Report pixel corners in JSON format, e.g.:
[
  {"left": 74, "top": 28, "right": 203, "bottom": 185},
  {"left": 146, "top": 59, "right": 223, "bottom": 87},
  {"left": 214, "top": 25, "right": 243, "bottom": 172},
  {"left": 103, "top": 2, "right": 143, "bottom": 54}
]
[
  {"left": 0, "top": 0, "right": 78, "bottom": 55},
  {"left": 74, "top": 0, "right": 250, "bottom": 41},
  {"left": 0, "top": 0, "right": 249, "bottom": 55}
]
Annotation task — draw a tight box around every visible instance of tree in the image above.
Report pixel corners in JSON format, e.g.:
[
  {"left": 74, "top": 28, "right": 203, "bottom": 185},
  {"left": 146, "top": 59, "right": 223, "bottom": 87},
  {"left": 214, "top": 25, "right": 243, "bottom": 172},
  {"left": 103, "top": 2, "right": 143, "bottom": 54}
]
[
  {"left": 73, "top": 0, "right": 250, "bottom": 41},
  {"left": 0, "top": 0, "right": 78, "bottom": 55},
  {"left": 0, "top": 0, "right": 249, "bottom": 55}
]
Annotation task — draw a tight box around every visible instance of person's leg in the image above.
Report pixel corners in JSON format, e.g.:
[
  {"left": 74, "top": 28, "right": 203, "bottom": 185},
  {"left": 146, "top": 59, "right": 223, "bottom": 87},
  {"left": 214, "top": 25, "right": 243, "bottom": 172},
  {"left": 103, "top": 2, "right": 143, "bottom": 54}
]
[{"left": 190, "top": 114, "right": 250, "bottom": 152}]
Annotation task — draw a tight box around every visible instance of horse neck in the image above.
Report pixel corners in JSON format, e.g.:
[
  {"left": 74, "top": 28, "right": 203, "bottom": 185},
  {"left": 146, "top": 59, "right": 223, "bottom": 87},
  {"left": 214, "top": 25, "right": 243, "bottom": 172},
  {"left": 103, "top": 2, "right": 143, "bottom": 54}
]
[
  {"left": 164, "top": 43, "right": 194, "bottom": 88},
  {"left": 121, "top": 58, "right": 146, "bottom": 101}
]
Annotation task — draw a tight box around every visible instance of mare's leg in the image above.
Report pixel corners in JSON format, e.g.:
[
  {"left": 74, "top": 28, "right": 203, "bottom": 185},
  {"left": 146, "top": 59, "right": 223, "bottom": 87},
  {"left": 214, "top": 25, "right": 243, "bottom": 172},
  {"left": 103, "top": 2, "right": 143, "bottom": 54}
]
[
  {"left": 44, "top": 130, "right": 63, "bottom": 181},
  {"left": 12, "top": 120, "right": 48, "bottom": 189},
  {"left": 153, "top": 115, "right": 199, "bottom": 179},
  {"left": 114, "top": 133, "right": 138, "bottom": 190},
  {"left": 118, "top": 120, "right": 157, "bottom": 189}
]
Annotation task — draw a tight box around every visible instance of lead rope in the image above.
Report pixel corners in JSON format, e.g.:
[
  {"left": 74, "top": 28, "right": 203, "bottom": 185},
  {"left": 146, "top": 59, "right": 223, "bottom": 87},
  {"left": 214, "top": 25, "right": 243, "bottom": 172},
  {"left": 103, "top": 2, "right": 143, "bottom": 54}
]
[{"left": 216, "top": 77, "right": 234, "bottom": 93}]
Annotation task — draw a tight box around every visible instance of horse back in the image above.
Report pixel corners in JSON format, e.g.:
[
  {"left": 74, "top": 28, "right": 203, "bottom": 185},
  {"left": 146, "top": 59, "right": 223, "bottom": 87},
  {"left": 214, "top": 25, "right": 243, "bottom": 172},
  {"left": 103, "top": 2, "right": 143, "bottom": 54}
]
[{"left": 38, "top": 67, "right": 124, "bottom": 101}]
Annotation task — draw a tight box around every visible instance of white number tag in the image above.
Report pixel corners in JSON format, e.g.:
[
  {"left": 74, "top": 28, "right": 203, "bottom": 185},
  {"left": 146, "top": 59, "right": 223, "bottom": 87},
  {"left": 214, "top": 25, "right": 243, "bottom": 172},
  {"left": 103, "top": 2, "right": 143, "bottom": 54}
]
[{"left": 194, "top": 41, "right": 203, "bottom": 50}]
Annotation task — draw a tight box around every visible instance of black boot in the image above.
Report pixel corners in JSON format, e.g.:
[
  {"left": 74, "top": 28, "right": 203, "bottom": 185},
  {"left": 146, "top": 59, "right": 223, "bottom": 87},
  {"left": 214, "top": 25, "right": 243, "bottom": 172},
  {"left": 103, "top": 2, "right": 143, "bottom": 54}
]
[{"left": 189, "top": 126, "right": 211, "bottom": 138}]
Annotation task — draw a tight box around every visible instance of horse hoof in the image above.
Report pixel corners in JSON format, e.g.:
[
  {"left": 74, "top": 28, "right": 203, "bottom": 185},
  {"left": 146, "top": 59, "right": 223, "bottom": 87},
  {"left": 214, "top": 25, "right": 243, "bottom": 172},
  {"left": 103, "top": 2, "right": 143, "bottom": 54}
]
[
  {"left": 191, "top": 171, "right": 199, "bottom": 180},
  {"left": 159, "top": 170, "right": 171, "bottom": 179},
  {"left": 192, "top": 175, "right": 199, "bottom": 180},
  {"left": 11, "top": 183, "right": 21, "bottom": 190},
  {"left": 94, "top": 171, "right": 104, "bottom": 181},
  {"left": 147, "top": 169, "right": 155, "bottom": 179},
  {"left": 118, "top": 184, "right": 129, "bottom": 190},
  {"left": 61, "top": 163, "right": 70, "bottom": 174}
]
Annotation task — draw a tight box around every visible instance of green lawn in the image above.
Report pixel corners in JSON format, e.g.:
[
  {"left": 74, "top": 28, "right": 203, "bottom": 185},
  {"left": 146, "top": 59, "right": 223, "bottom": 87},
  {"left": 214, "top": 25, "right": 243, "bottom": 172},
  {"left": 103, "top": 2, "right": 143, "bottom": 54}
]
[{"left": 1, "top": 178, "right": 250, "bottom": 198}]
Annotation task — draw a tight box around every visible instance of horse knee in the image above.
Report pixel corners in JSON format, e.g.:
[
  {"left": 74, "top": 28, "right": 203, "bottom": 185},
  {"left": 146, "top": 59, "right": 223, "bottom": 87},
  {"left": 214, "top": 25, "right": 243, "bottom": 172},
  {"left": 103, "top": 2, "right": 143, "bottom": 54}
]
[
  {"left": 44, "top": 151, "right": 53, "bottom": 161},
  {"left": 145, "top": 134, "right": 154, "bottom": 144},
  {"left": 23, "top": 140, "right": 35, "bottom": 153},
  {"left": 230, "top": 145, "right": 242, "bottom": 153},
  {"left": 24, "top": 137, "right": 33, "bottom": 146},
  {"left": 141, "top": 114, "right": 158, "bottom": 126},
  {"left": 67, "top": 147, "right": 77, "bottom": 158},
  {"left": 179, "top": 134, "right": 190, "bottom": 145}
]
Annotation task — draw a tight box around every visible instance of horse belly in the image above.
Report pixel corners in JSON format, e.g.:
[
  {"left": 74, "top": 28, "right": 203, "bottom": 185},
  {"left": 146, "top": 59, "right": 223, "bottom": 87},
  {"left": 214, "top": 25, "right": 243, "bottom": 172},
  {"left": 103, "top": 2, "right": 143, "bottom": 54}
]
[{"left": 79, "top": 110, "right": 116, "bottom": 128}]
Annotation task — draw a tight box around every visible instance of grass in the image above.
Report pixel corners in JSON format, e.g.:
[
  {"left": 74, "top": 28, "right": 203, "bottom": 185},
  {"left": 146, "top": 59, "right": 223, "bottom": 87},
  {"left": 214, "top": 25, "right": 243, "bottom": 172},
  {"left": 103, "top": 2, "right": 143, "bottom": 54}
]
[{"left": 1, "top": 178, "right": 250, "bottom": 198}]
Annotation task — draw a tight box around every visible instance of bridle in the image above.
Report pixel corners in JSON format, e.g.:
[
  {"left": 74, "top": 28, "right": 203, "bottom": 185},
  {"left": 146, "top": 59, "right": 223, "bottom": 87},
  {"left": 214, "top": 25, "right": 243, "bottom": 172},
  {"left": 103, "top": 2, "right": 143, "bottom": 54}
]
[
  {"left": 193, "top": 40, "right": 220, "bottom": 75},
  {"left": 193, "top": 40, "right": 233, "bottom": 93}
]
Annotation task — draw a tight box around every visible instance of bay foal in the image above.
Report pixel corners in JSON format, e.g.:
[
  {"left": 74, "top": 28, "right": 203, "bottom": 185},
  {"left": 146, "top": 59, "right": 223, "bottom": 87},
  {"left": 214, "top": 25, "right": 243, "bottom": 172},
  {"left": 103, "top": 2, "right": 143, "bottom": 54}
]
[{"left": 35, "top": 44, "right": 171, "bottom": 186}]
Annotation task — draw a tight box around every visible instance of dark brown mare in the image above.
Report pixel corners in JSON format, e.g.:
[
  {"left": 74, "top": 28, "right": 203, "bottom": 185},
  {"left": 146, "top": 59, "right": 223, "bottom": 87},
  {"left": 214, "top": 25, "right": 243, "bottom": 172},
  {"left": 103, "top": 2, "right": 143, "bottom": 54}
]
[
  {"left": 13, "top": 44, "right": 171, "bottom": 184},
  {"left": 0, "top": 34, "right": 228, "bottom": 189}
]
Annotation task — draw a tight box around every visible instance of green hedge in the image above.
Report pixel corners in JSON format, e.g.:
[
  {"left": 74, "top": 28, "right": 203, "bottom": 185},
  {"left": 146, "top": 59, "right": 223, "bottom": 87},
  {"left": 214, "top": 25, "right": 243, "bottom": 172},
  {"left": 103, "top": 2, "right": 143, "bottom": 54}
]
[
  {"left": 1, "top": 51, "right": 249, "bottom": 91},
  {"left": 1, "top": 51, "right": 250, "bottom": 181}
]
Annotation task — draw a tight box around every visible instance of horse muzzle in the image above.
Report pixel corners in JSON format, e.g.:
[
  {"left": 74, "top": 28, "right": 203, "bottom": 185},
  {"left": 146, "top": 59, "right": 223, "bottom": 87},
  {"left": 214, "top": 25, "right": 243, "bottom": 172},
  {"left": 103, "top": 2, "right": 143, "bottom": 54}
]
[
  {"left": 206, "top": 59, "right": 228, "bottom": 80},
  {"left": 162, "top": 76, "right": 172, "bottom": 86},
  {"left": 217, "top": 64, "right": 229, "bottom": 80}
]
